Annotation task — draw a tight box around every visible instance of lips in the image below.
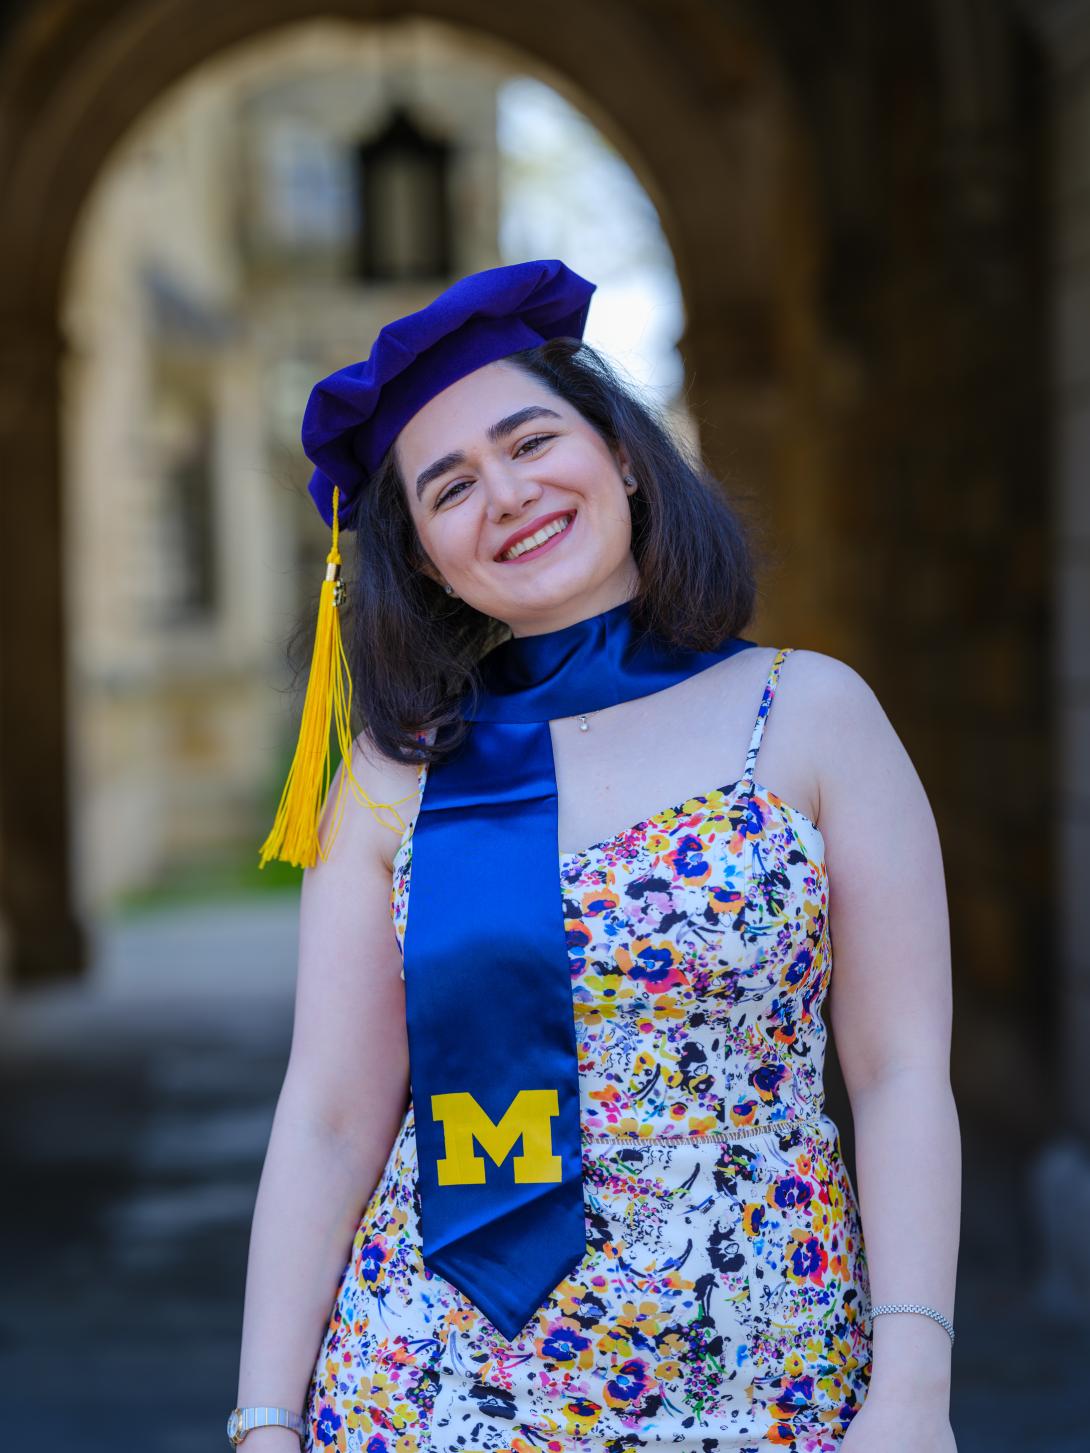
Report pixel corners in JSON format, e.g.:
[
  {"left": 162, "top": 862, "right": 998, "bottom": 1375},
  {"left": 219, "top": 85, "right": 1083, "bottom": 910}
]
[{"left": 494, "top": 510, "right": 576, "bottom": 562}]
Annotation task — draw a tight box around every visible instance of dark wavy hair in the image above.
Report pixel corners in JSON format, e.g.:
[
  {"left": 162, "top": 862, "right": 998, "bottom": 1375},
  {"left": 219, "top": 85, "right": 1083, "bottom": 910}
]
[{"left": 293, "top": 337, "right": 763, "bottom": 767}]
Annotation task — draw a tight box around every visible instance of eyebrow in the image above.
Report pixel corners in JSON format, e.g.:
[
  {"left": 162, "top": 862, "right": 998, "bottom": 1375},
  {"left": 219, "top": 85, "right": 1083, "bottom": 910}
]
[{"left": 414, "top": 405, "right": 563, "bottom": 500}]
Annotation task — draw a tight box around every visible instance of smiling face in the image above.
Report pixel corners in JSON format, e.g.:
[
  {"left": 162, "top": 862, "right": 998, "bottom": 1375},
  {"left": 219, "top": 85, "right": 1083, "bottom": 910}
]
[{"left": 395, "top": 359, "right": 640, "bottom": 637}]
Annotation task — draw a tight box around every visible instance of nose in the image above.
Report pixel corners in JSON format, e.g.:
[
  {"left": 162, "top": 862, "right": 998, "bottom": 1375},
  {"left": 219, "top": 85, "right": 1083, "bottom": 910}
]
[{"left": 482, "top": 462, "right": 543, "bottom": 522}]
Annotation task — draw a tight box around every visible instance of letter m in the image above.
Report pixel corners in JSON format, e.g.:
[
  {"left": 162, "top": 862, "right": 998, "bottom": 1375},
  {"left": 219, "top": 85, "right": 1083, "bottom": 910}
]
[{"left": 430, "top": 1089, "right": 563, "bottom": 1186}]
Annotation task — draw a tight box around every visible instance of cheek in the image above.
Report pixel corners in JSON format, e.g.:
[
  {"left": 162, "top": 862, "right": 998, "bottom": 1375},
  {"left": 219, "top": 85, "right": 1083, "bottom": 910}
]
[
  {"left": 570, "top": 459, "right": 630, "bottom": 525},
  {"left": 567, "top": 444, "right": 616, "bottom": 493},
  {"left": 417, "top": 509, "right": 479, "bottom": 570}
]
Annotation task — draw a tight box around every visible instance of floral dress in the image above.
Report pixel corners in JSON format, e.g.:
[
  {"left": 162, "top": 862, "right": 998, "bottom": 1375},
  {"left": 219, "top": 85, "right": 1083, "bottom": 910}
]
[{"left": 304, "top": 647, "right": 872, "bottom": 1452}]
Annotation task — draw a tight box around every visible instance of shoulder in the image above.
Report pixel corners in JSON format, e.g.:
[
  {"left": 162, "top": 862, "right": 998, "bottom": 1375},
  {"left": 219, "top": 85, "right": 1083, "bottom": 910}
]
[
  {"left": 730, "top": 644, "right": 878, "bottom": 745},
  {"left": 775, "top": 647, "right": 932, "bottom": 837},
  {"left": 756, "top": 647, "right": 906, "bottom": 822},
  {"left": 774, "top": 647, "right": 878, "bottom": 716},
  {"left": 309, "top": 727, "right": 427, "bottom": 884},
  {"left": 772, "top": 647, "right": 892, "bottom": 763}
]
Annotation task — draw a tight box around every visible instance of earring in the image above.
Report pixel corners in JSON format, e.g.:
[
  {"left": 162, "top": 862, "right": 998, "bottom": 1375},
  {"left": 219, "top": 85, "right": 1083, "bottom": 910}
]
[
  {"left": 443, "top": 582, "right": 454, "bottom": 595},
  {"left": 623, "top": 473, "right": 638, "bottom": 493}
]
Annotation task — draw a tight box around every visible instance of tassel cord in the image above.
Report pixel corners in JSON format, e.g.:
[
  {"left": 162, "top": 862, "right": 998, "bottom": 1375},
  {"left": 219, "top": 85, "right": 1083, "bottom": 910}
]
[{"left": 259, "top": 485, "right": 418, "bottom": 870}]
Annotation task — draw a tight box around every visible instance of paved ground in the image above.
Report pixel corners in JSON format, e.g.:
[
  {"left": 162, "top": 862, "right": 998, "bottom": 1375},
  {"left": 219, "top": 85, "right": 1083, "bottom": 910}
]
[{"left": 1, "top": 897, "right": 1086, "bottom": 1450}]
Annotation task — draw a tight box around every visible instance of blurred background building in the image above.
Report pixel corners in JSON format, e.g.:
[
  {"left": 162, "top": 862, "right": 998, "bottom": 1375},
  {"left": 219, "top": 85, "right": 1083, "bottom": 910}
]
[
  {"left": 0, "top": 2, "right": 1087, "bottom": 1448},
  {"left": 58, "top": 22, "right": 684, "bottom": 912}
]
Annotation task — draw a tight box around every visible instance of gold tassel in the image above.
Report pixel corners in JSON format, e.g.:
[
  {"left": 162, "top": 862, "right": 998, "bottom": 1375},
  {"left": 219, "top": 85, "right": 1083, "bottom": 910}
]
[{"left": 259, "top": 485, "right": 413, "bottom": 870}]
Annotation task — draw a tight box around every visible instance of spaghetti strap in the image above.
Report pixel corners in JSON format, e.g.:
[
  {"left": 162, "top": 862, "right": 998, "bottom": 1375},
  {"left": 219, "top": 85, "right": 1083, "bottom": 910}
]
[{"left": 742, "top": 647, "right": 795, "bottom": 784}]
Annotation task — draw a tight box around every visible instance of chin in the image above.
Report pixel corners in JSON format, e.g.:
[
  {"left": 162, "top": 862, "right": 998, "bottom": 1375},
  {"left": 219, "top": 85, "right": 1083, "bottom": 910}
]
[{"left": 500, "top": 569, "right": 594, "bottom": 604}]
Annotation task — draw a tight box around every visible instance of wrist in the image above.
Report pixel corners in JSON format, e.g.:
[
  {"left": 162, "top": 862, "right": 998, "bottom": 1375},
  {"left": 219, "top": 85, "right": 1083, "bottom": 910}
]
[
  {"left": 868, "top": 1364, "right": 951, "bottom": 1404},
  {"left": 228, "top": 1405, "right": 306, "bottom": 1448},
  {"left": 868, "top": 1315, "right": 952, "bottom": 1403},
  {"left": 868, "top": 1350, "right": 952, "bottom": 1406}
]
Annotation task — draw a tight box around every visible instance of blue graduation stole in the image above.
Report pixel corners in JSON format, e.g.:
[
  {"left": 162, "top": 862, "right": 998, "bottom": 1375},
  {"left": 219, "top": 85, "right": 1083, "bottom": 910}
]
[{"left": 401, "top": 597, "right": 757, "bottom": 1339}]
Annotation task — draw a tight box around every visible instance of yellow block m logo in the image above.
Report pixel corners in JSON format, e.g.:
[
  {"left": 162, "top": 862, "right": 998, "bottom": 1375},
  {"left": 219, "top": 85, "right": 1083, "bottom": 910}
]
[{"left": 430, "top": 1089, "right": 563, "bottom": 1186}]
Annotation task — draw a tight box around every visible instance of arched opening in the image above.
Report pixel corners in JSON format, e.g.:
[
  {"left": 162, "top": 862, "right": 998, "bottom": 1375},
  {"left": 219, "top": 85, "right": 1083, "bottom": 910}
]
[{"left": 0, "top": 1, "right": 800, "bottom": 988}]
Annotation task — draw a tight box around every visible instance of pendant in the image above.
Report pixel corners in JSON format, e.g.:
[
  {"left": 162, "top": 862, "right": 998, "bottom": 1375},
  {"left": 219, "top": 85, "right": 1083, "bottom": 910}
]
[{"left": 578, "top": 714, "right": 590, "bottom": 732}]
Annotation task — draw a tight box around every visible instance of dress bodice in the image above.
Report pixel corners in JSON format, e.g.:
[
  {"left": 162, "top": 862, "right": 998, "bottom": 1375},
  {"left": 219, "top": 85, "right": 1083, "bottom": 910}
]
[
  {"left": 307, "top": 648, "right": 871, "bottom": 1451},
  {"left": 389, "top": 647, "right": 833, "bottom": 1142}
]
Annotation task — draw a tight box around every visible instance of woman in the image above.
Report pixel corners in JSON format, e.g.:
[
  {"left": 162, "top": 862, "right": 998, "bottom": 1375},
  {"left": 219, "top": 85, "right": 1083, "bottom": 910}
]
[{"left": 232, "top": 261, "right": 960, "bottom": 1452}]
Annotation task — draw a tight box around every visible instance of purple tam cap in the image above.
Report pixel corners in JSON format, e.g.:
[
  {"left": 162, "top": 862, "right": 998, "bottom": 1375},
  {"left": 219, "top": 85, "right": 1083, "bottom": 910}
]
[{"left": 301, "top": 258, "right": 597, "bottom": 530}]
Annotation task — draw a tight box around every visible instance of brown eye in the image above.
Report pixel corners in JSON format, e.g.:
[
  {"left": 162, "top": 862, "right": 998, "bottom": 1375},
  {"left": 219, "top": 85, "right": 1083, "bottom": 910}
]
[
  {"left": 517, "top": 434, "right": 553, "bottom": 455},
  {"left": 435, "top": 479, "right": 471, "bottom": 508}
]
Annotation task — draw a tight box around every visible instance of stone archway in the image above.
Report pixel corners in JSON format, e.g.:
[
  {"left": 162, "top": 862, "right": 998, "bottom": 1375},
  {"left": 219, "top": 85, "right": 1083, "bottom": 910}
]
[{"left": 0, "top": 0, "right": 816, "bottom": 984}]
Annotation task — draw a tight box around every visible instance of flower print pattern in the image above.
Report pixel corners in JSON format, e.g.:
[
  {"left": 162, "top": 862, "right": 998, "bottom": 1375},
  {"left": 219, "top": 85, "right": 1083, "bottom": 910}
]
[{"left": 306, "top": 647, "right": 872, "bottom": 1450}]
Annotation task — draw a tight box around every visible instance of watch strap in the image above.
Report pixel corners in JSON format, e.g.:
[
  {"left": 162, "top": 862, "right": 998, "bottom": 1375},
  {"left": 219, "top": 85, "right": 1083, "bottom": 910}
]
[{"left": 227, "top": 1406, "right": 305, "bottom": 1445}]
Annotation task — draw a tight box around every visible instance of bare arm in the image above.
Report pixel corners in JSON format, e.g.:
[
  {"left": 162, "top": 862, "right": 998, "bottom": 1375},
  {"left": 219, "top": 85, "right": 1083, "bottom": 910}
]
[
  {"left": 804, "top": 654, "right": 960, "bottom": 1441},
  {"left": 234, "top": 738, "right": 415, "bottom": 1445}
]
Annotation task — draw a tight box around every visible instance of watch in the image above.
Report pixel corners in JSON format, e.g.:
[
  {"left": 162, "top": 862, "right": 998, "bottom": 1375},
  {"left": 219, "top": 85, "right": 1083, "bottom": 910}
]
[{"left": 226, "top": 1406, "right": 305, "bottom": 1445}]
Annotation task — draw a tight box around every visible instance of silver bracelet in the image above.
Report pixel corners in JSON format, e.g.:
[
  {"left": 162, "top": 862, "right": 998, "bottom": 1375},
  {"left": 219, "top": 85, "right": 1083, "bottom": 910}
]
[
  {"left": 869, "top": 1302, "right": 955, "bottom": 1346},
  {"left": 227, "top": 1406, "right": 305, "bottom": 1446}
]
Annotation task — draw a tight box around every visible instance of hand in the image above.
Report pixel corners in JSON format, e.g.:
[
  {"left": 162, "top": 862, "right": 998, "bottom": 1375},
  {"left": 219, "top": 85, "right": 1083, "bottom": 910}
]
[{"left": 840, "top": 1389, "right": 957, "bottom": 1452}]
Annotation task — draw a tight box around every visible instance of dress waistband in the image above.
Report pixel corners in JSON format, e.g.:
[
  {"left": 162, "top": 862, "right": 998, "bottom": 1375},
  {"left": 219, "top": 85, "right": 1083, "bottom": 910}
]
[{"left": 580, "top": 1111, "right": 829, "bottom": 1145}]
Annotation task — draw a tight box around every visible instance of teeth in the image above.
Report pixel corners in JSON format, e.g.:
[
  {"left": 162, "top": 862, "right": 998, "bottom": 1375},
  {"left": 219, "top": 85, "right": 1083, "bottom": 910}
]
[{"left": 500, "top": 514, "right": 572, "bottom": 561}]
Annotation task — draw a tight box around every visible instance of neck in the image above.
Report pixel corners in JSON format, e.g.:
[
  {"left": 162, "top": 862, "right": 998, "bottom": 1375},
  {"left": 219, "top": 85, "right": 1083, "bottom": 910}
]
[
  {"left": 502, "top": 562, "right": 641, "bottom": 639},
  {"left": 470, "top": 596, "right": 755, "bottom": 724}
]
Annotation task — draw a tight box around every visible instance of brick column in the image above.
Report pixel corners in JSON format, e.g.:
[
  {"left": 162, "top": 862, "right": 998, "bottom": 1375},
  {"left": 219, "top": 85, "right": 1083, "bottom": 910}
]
[
  {"left": 0, "top": 313, "right": 85, "bottom": 987},
  {"left": 1025, "top": 0, "right": 1090, "bottom": 1315}
]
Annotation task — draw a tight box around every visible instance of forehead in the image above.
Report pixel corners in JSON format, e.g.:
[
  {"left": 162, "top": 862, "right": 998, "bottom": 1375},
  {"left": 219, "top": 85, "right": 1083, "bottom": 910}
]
[{"left": 395, "top": 359, "right": 563, "bottom": 466}]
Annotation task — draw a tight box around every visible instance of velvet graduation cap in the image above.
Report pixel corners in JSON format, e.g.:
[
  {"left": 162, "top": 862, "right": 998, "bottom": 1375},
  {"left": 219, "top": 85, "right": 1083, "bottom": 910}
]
[{"left": 257, "top": 259, "right": 597, "bottom": 870}]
